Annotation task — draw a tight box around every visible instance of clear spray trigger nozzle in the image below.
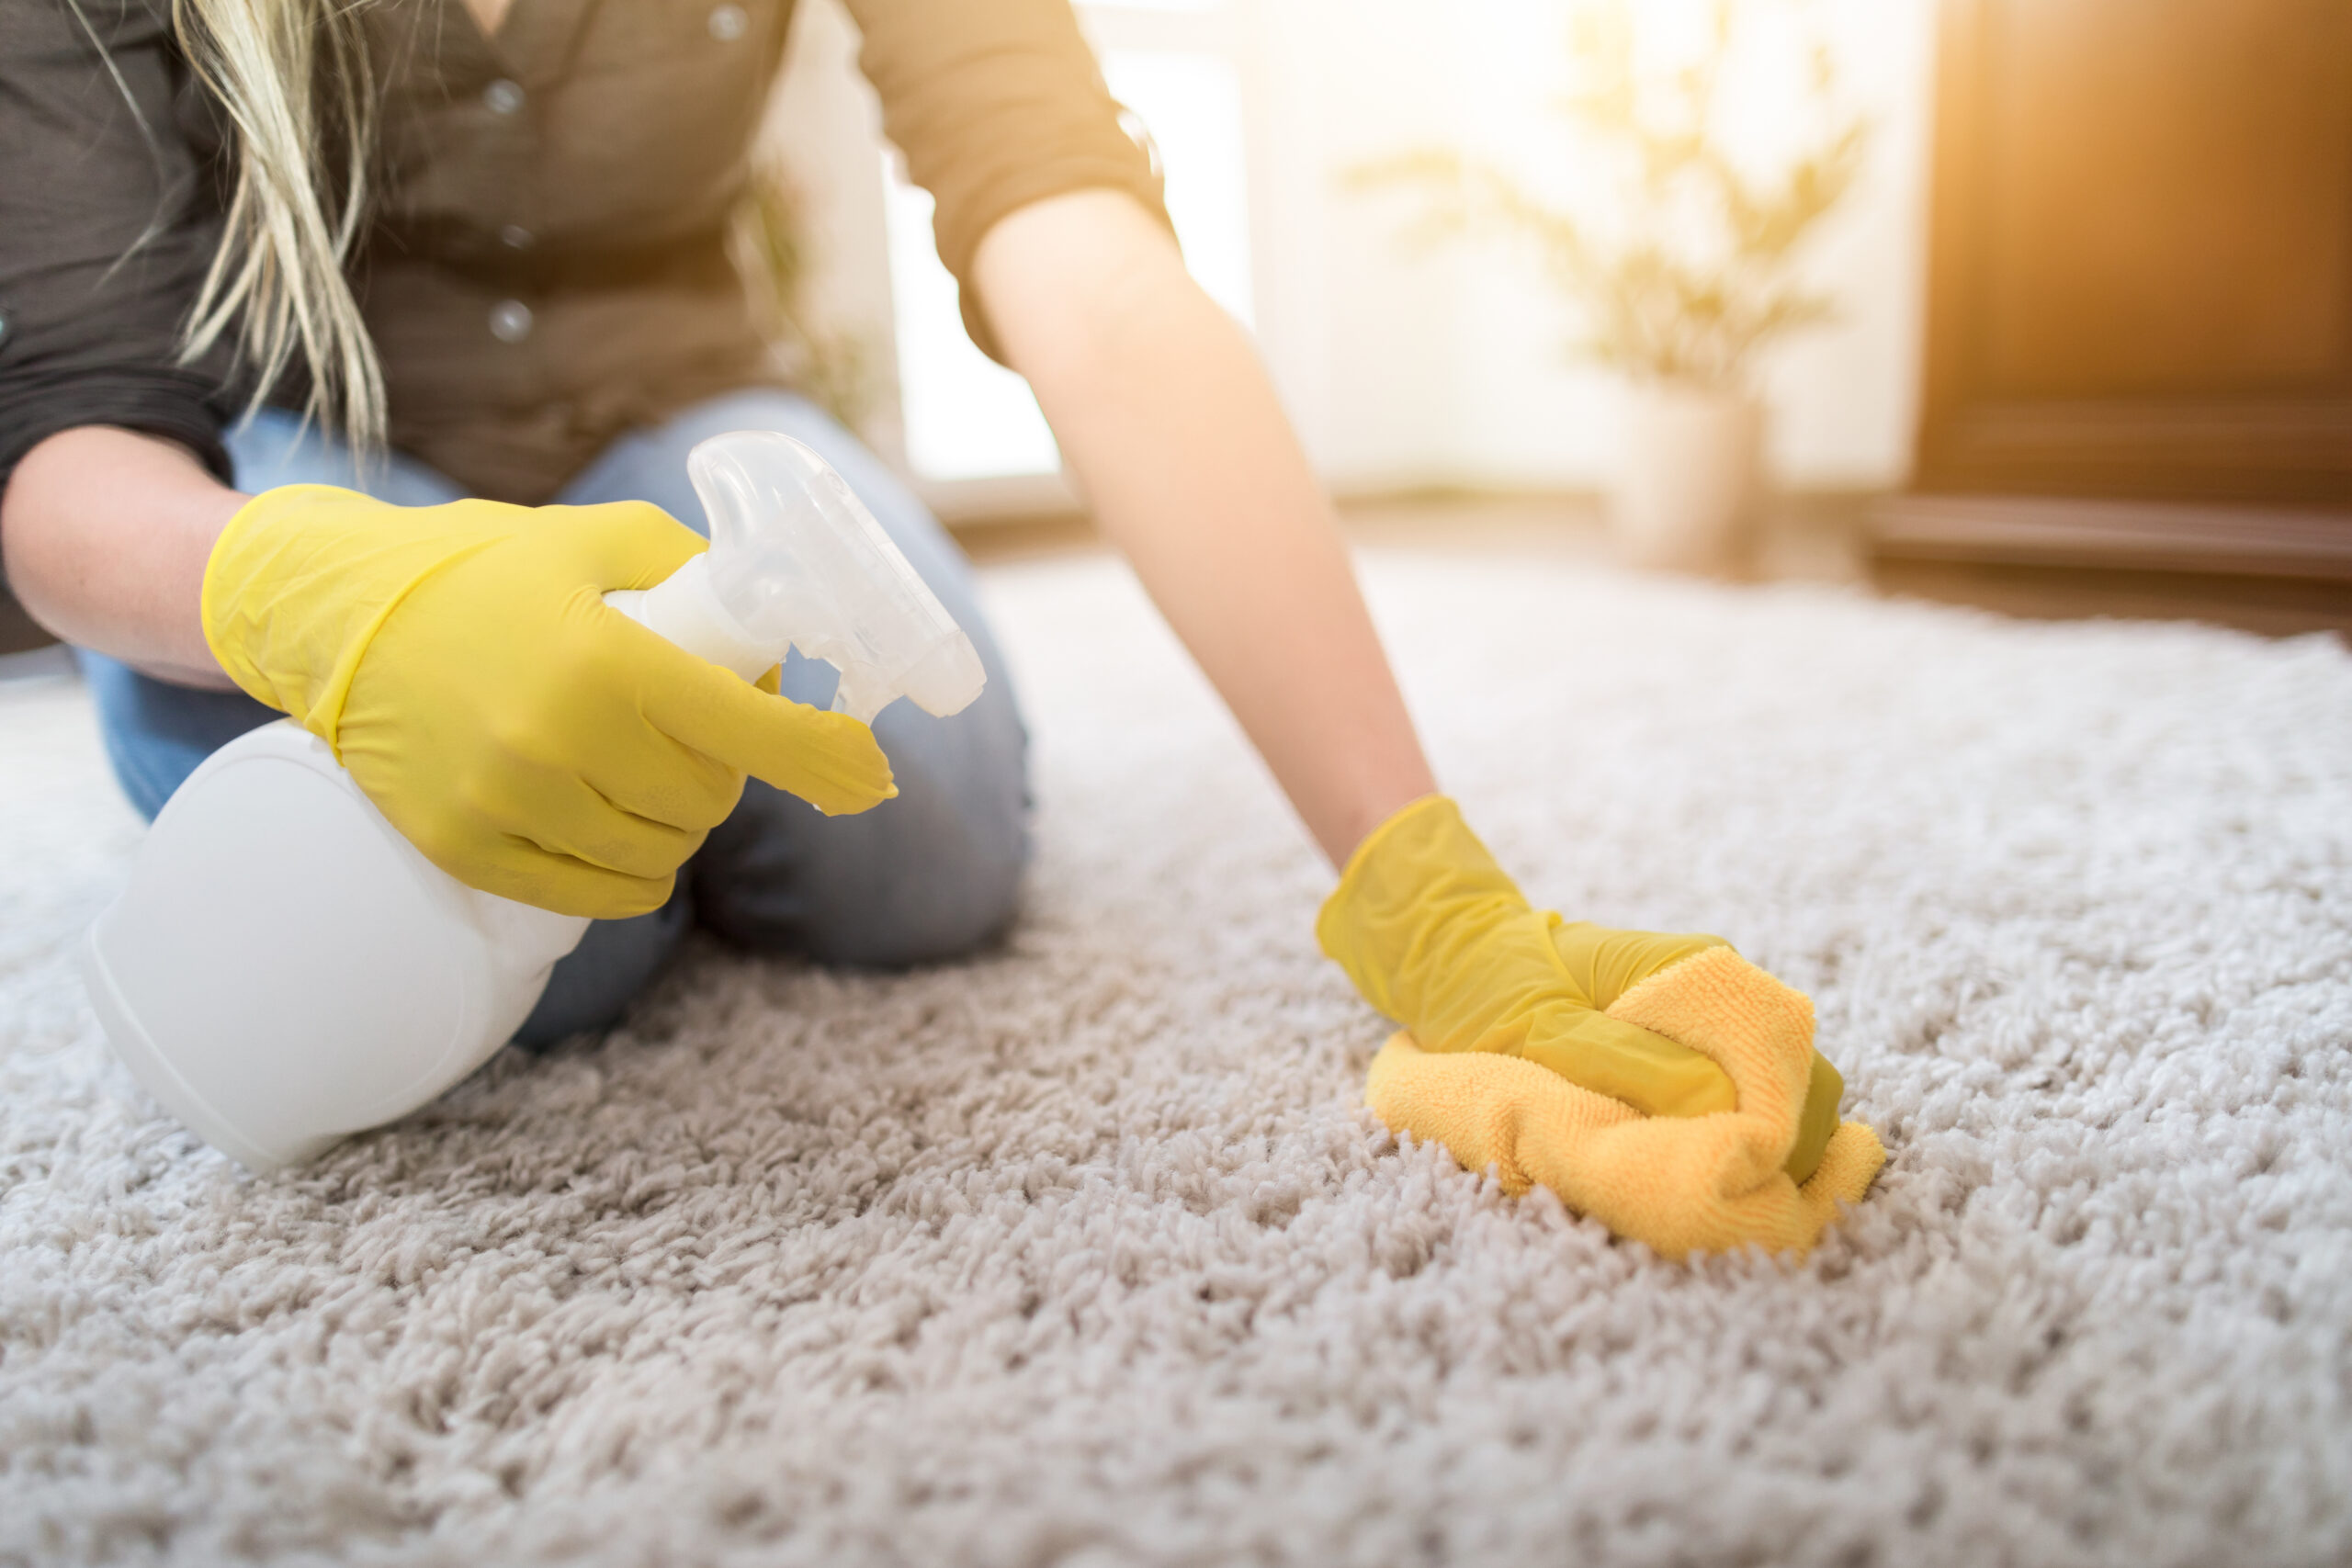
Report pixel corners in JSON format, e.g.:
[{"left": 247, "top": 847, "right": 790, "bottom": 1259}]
[{"left": 633, "top": 431, "right": 989, "bottom": 726}]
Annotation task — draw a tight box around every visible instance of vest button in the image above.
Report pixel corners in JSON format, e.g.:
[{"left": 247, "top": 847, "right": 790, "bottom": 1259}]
[
  {"left": 483, "top": 78, "right": 525, "bottom": 116},
  {"left": 489, "top": 299, "right": 534, "bottom": 343}
]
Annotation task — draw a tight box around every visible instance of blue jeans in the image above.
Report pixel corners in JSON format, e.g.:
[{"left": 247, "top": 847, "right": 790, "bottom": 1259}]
[{"left": 81, "top": 392, "right": 1031, "bottom": 1043}]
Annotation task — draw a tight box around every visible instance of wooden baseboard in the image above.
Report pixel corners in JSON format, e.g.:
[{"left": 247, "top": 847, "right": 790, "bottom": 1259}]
[
  {"left": 1872, "top": 494, "right": 2352, "bottom": 581},
  {"left": 1871, "top": 494, "right": 2352, "bottom": 637}
]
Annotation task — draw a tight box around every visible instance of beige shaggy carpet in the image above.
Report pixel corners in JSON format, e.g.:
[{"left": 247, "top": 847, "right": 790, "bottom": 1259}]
[{"left": 4, "top": 551, "right": 2350, "bottom": 1567}]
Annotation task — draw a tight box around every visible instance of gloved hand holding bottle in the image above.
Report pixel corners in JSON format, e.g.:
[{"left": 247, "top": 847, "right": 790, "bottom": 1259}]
[
  {"left": 1317, "top": 795, "right": 1884, "bottom": 1258},
  {"left": 201, "top": 485, "right": 899, "bottom": 919}
]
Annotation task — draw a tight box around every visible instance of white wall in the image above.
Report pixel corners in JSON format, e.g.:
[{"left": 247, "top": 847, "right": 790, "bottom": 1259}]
[
  {"left": 1261, "top": 0, "right": 1940, "bottom": 493},
  {"left": 765, "top": 0, "right": 1940, "bottom": 501}
]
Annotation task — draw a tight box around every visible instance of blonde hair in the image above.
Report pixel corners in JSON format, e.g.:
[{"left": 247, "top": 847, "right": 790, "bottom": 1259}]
[{"left": 170, "top": 0, "right": 386, "bottom": 451}]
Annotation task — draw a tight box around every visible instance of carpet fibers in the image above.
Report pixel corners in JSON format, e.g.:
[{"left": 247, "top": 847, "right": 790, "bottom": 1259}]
[{"left": 4, "top": 553, "right": 2350, "bottom": 1567}]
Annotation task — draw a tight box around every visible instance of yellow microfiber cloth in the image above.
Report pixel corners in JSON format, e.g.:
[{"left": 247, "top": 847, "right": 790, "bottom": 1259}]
[
  {"left": 1364, "top": 944, "right": 1884, "bottom": 1258},
  {"left": 1321, "top": 795, "right": 1884, "bottom": 1259}
]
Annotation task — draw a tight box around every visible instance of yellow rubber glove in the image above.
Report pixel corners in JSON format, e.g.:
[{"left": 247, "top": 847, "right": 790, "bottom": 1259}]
[
  {"left": 203, "top": 484, "right": 897, "bottom": 919},
  {"left": 1318, "top": 795, "right": 1883, "bottom": 1257}
]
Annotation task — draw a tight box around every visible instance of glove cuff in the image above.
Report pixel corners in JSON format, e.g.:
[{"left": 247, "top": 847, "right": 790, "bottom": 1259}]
[
  {"left": 201, "top": 484, "right": 401, "bottom": 737},
  {"left": 1315, "top": 794, "right": 1529, "bottom": 1019},
  {"left": 1317, "top": 794, "right": 1454, "bottom": 970}
]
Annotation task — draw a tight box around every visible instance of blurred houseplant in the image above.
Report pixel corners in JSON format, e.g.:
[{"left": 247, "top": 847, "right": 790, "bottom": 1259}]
[
  {"left": 1352, "top": 0, "right": 1870, "bottom": 571},
  {"left": 733, "top": 158, "right": 882, "bottom": 435}
]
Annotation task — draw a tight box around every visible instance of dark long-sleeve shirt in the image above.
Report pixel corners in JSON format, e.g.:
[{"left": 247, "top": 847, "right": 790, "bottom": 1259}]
[{"left": 0, "top": 0, "right": 1167, "bottom": 507}]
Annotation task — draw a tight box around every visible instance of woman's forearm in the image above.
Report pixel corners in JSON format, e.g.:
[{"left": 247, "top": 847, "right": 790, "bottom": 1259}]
[
  {"left": 975, "top": 190, "right": 1436, "bottom": 867},
  {"left": 0, "top": 426, "right": 246, "bottom": 688}
]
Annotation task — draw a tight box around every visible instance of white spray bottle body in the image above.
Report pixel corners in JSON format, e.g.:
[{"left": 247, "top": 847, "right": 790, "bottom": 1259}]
[{"left": 82, "top": 431, "right": 985, "bottom": 1171}]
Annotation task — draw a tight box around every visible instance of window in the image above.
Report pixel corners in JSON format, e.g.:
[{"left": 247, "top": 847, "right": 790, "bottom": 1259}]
[{"left": 883, "top": 0, "right": 1262, "bottom": 492}]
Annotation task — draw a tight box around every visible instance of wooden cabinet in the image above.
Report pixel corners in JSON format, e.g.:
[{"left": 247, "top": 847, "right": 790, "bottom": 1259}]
[{"left": 1876, "top": 0, "right": 2352, "bottom": 631}]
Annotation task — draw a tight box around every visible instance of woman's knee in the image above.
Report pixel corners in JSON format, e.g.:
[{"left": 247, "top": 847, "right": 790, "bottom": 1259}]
[
  {"left": 695, "top": 798, "right": 1028, "bottom": 969},
  {"left": 806, "top": 793, "right": 1028, "bottom": 969},
  {"left": 693, "top": 695, "right": 1031, "bottom": 968},
  {"left": 512, "top": 886, "right": 694, "bottom": 1045},
  {"left": 564, "top": 385, "right": 1032, "bottom": 967}
]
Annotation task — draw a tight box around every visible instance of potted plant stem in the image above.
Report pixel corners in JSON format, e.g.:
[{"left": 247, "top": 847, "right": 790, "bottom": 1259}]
[{"left": 1352, "top": 0, "right": 1871, "bottom": 573}]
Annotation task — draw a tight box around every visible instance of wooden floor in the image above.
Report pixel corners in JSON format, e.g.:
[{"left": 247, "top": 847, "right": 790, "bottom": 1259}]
[
  {"left": 1871, "top": 558, "right": 2352, "bottom": 639},
  {"left": 955, "top": 491, "right": 2352, "bottom": 644},
  {"left": 957, "top": 491, "right": 1871, "bottom": 581}
]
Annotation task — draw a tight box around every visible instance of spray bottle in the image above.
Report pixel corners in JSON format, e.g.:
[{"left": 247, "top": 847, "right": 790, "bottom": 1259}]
[{"left": 81, "top": 431, "right": 986, "bottom": 1171}]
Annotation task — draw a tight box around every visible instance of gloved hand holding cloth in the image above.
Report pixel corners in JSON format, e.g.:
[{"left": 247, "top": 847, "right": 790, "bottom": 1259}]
[
  {"left": 202, "top": 486, "right": 898, "bottom": 919},
  {"left": 1318, "top": 795, "right": 1883, "bottom": 1258}
]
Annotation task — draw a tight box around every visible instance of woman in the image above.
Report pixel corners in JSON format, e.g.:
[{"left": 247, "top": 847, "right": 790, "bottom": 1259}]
[{"left": 0, "top": 0, "right": 1864, "bottom": 1250}]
